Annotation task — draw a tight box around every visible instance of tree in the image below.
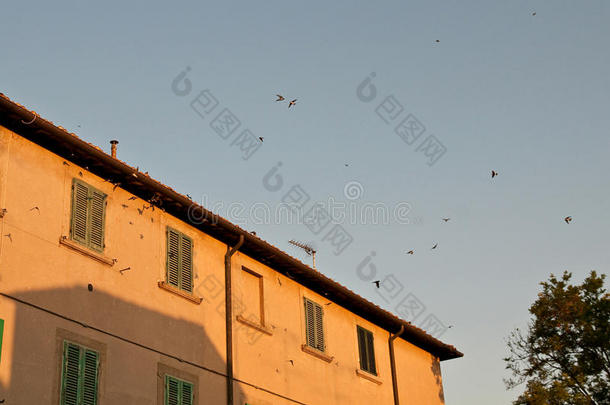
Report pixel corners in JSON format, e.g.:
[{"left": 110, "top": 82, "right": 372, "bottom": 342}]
[{"left": 504, "top": 271, "right": 610, "bottom": 404}]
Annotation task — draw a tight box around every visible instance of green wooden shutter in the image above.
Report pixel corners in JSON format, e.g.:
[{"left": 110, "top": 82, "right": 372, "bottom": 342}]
[
  {"left": 366, "top": 330, "right": 376, "bottom": 375},
  {"left": 304, "top": 298, "right": 316, "bottom": 348},
  {"left": 314, "top": 302, "right": 325, "bottom": 352},
  {"left": 179, "top": 235, "right": 193, "bottom": 293},
  {"left": 71, "top": 180, "right": 89, "bottom": 245},
  {"left": 357, "top": 326, "right": 368, "bottom": 372},
  {"left": 88, "top": 189, "right": 106, "bottom": 252},
  {"left": 165, "top": 375, "right": 179, "bottom": 405},
  {"left": 167, "top": 229, "right": 180, "bottom": 288},
  {"left": 181, "top": 381, "right": 193, "bottom": 405},
  {"left": 61, "top": 342, "right": 81, "bottom": 405},
  {"left": 82, "top": 349, "right": 99, "bottom": 405}
]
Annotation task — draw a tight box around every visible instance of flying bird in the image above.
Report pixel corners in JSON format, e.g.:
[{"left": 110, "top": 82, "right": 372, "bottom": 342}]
[
  {"left": 491, "top": 170, "right": 498, "bottom": 178},
  {"left": 128, "top": 196, "right": 137, "bottom": 201},
  {"left": 564, "top": 216, "right": 572, "bottom": 224},
  {"left": 276, "top": 94, "right": 285, "bottom": 102},
  {"left": 4, "top": 233, "right": 12, "bottom": 242},
  {"left": 119, "top": 267, "right": 131, "bottom": 274},
  {"left": 29, "top": 206, "right": 40, "bottom": 212},
  {"left": 121, "top": 204, "right": 128, "bottom": 208},
  {"left": 288, "top": 99, "right": 297, "bottom": 108},
  {"left": 137, "top": 208, "right": 143, "bottom": 215},
  {"left": 259, "top": 137, "right": 264, "bottom": 142},
  {"left": 431, "top": 243, "right": 438, "bottom": 250},
  {"left": 287, "top": 360, "right": 294, "bottom": 366},
  {"left": 344, "top": 163, "right": 349, "bottom": 167},
  {"left": 442, "top": 218, "right": 450, "bottom": 222},
  {"left": 372, "top": 280, "right": 381, "bottom": 288},
  {"left": 435, "top": 39, "right": 440, "bottom": 43},
  {"left": 406, "top": 250, "right": 414, "bottom": 255},
  {"left": 532, "top": 12, "right": 536, "bottom": 16}
]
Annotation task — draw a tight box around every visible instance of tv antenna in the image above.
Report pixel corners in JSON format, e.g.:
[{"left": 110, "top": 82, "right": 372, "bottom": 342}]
[{"left": 288, "top": 240, "right": 317, "bottom": 269}]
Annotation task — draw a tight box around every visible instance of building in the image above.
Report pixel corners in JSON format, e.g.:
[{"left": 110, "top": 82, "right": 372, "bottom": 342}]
[{"left": 0, "top": 93, "right": 462, "bottom": 405}]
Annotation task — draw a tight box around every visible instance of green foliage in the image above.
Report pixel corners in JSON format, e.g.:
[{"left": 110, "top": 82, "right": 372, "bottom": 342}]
[{"left": 504, "top": 271, "right": 610, "bottom": 404}]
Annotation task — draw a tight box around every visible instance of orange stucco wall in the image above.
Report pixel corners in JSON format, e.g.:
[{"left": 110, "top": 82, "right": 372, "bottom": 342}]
[{"left": 0, "top": 126, "right": 445, "bottom": 404}]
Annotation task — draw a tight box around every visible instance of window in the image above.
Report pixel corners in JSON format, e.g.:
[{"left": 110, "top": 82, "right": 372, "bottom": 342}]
[
  {"left": 357, "top": 326, "right": 377, "bottom": 375},
  {"left": 166, "top": 227, "right": 193, "bottom": 293},
  {"left": 60, "top": 341, "right": 99, "bottom": 405},
  {"left": 70, "top": 179, "right": 107, "bottom": 252},
  {"left": 304, "top": 297, "right": 325, "bottom": 352},
  {"left": 240, "top": 267, "right": 264, "bottom": 324},
  {"left": 165, "top": 375, "right": 193, "bottom": 405}
]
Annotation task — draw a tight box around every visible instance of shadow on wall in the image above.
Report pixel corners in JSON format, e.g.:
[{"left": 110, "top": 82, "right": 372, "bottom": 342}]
[
  {"left": 431, "top": 357, "right": 445, "bottom": 404},
  {"left": 0, "top": 286, "right": 242, "bottom": 404}
]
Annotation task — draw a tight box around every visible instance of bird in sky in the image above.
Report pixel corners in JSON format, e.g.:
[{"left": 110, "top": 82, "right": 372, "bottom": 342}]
[
  {"left": 442, "top": 218, "right": 450, "bottom": 222},
  {"left": 29, "top": 206, "right": 40, "bottom": 212},
  {"left": 532, "top": 12, "right": 536, "bottom": 16},
  {"left": 491, "top": 170, "right": 498, "bottom": 178},
  {"left": 431, "top": 243, "right": 438, "bottom": 250},
  {"left": 372, "top": 280, "right": 381, "bottom": 288},
  {"left": 259, "top": 137, "right": 264, "bottom": 142},
  {"left": 406, "top": 250, "right": 414, "bottom": 255},
  {"left": 288, "top": 99, "right": 297, "bottom": 108},
  {"left": 287, "top": 360, "right": 294, "bottom": 366},
  {"left": 564, "top": 216, "right": 572, "bottom": 224},
  {"left": 137, "top": 208, "right": 143, "bottom": 215},
  {"left": 276, "top": 94, "right": 285, "bottom": 102},
  {"left": 4, "top": 233, "right": 12, "bottom": 242},
  {"left": 435, "top": 39, "right": 440, "bottom": 43},
  {"left": 344, "top": 163, "right": 349, "bottom": 167},
  {"left": 128, "top": 196, "right": 137, "bottom": 201},
  {"left": 121, "top": 204, "right": 128, "bottom": 208}
]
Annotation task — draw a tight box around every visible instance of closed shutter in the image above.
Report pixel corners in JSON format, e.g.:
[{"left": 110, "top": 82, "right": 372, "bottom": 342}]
[
  {"left": 88, "top": 190, "right": 106, "bottom": 252},
  {"left": 179, "top": 235, "right": 193, "bottom": 293},
  {"left": 61, "top": 342, "right": 82, "bottom": 405},
  {"left": 165, "top": 375, "right": 193, "bottom": 405},
  {"left": 304, "top": 298, "right": 316, "bottom": 348},
  {"left": 357, "top": 326, "right": 368, "bottom": 371},
  {"left": 167, "top": 229, "right": 180, "bottom": 288},
  {"left": 71, "top": 181, "right": 89, "bottom": 245},
  {"left": 166, "top": 375, "right": 179, "bottom": 405},
  {"left": 82, "top": 349, "right": 99, "bottom": 405},
  {"left": 181, "top": 381, "right": 193, "bottom": 405},
  {"left": 357, "top": 326, "right": 376, "bottom": 374},
  {"left": 314, "top": 303, "right": 324, "bottom": 351},
  {"left": 366, "top": 330, "right": 376, "bottom": 374}
]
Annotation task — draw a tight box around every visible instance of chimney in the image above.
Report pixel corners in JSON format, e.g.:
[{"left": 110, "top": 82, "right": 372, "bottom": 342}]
[{"left": 110, "top": 140, "right": 119, "bottom": 158}]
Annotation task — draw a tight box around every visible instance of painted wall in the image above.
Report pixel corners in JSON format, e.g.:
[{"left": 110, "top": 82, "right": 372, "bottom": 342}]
[{"left": 0, "top": 126, "right": 446, "bottom": 404}]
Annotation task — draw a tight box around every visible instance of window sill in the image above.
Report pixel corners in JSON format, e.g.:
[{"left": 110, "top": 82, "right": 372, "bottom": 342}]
[
  {"left": 59, "top": 236, "right": 115, "bottom": 266},
  {"left": 158, "top": 281, "right": 203, "bottom": 304},
  {"left": 356, "top": 368, "right": 382, "bottom": 385},
  {"left": 301, "top": 344, "right": 334, "bottom": 363},
  {"left": 236, "top": 315, "right": 273, "bottom": 336}
]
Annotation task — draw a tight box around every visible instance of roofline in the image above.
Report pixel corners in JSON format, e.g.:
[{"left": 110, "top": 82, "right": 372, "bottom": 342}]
[{"left": 0, "top": 93, "right": 463, "bottom": 360}]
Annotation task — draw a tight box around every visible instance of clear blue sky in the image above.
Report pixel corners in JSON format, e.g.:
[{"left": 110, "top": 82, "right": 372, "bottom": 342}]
[{"left": 2, "top": 1, "right": 609, "bottom": 403}]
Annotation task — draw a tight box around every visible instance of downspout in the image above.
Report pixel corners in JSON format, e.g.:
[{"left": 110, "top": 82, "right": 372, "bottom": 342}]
[
  {"left": 225, "top": 234, "right": 244, "bottom": 405},
  {"left": 389, "top": 325, "right": 405, "bottom": 405}
]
